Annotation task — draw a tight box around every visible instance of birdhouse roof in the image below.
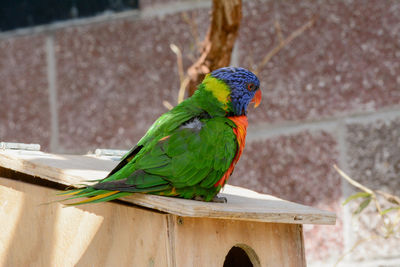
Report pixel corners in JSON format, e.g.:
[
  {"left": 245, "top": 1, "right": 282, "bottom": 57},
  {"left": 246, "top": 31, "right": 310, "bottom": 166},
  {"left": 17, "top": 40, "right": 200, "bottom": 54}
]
[{"left": 0, "top": 149, "right": 335, "bottom": 225}]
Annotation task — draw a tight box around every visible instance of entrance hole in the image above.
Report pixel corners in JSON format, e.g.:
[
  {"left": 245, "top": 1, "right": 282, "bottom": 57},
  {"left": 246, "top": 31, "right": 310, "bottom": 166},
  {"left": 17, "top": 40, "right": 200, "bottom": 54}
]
[{"left": 223, "top": 244, "right": 261, "bottom": 267}]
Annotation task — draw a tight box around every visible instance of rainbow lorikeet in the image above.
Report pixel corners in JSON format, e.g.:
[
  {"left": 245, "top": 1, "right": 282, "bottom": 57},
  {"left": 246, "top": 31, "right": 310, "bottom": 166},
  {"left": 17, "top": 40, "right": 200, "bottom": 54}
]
[{"left": 62, "top": 67, "right": 261, "bottom": 204}]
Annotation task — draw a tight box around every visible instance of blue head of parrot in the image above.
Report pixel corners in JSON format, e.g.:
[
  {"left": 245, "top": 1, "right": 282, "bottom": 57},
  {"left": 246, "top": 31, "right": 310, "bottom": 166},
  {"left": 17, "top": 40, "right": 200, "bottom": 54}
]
[{"left": 211, "top": 67, "right": 262, "bottom": 116}]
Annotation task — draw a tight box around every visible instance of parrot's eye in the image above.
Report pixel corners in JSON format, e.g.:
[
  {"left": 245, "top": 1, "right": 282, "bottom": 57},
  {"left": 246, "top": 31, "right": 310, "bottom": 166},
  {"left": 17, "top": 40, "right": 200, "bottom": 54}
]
[{"left": 247, "top": 83, "right": 256, "bottom": 91}]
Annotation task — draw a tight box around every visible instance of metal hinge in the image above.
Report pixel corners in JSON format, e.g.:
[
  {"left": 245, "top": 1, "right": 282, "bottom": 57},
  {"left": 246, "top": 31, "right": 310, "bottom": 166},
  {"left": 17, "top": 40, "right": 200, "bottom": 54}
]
[{"left": 0, "top": 142, "right": 41, "bottom": 151}]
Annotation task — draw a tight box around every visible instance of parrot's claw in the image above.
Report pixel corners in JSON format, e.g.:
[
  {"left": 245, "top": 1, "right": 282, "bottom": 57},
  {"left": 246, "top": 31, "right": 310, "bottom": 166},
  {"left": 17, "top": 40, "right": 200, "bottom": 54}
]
[
  {"left": 193, "top": 195, "right": 227, "bottom": 203},
  {"left": 212, "top": 195, "right": 227, "bottom": 203}
]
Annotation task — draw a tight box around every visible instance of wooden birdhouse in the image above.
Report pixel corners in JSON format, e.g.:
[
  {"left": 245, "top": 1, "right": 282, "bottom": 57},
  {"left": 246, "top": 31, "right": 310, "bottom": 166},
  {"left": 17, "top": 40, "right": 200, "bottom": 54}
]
[{"left": 0, "top": 145, "right": 335, "bottom": 267}]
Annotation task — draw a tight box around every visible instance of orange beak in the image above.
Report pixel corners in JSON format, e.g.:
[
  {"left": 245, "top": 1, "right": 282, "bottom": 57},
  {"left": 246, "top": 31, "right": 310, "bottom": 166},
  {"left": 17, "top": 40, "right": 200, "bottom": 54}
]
[{"left": 250, "top": 90, "right": 262, "bottom": 108}]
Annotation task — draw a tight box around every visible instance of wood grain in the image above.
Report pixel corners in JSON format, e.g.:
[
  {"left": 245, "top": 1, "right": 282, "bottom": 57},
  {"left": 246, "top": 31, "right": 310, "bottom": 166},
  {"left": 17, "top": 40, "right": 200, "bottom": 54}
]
[
  {"left": 0, "top": 150, "right": 336, "bottom": 225},
  {"left": 170, "top": 215, "right": 306, "bottom": 267},
  {"left": 0, "top": 177, "right": 169, "bottom": 267}
]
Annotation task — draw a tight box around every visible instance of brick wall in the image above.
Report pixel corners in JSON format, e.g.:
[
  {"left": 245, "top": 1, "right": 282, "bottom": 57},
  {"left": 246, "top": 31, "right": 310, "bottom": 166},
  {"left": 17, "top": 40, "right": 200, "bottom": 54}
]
[{"left": 1, "top": 1, "right": 399, "bottom": 266}]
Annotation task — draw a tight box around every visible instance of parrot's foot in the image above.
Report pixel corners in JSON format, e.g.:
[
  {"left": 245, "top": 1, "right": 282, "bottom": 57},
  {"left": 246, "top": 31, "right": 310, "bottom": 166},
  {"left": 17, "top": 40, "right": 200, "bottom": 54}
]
[
  {"left": 212, "top": 195, "right": 227, "bottom": 203},
  {"left": 194, "top": 195, "right": 227, "bottom": 203}
]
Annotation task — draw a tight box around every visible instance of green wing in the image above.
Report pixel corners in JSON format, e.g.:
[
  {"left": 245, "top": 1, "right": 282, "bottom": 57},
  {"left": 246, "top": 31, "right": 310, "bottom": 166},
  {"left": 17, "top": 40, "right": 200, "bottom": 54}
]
[
  {"left": 95, "top": 117, "right": 237, "bottom": 192},
  {"left": 104, "top": 103, "right": 202, "bottom": 179},
  {"left": 63, "top": 116, "right": 238, "bottom": 204}
]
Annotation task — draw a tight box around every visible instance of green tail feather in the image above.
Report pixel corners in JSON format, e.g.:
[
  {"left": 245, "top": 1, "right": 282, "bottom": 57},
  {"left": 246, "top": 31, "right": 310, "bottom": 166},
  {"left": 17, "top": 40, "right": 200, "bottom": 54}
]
[{"left": 64, "top": 191, "right": 132, "bottom": 206}]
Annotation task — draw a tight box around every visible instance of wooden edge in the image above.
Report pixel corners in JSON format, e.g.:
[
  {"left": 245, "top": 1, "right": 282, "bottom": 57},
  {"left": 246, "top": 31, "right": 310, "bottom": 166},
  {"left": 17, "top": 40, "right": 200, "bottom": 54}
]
[
  {"left": 0, "top": 151, "right": 109, "bottom": 186},
  {"left": 0, "top": 151, "right": 83, "bottom": 185},
  {"left": 120, "top": 193, "right": 337, "bottom": 225}
]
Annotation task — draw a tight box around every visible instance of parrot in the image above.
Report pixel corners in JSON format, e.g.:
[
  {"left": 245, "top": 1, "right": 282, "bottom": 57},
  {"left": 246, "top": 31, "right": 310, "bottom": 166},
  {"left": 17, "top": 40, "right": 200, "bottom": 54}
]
[{"left": 61, "top": 67, "right": 261, "bottom": 204}]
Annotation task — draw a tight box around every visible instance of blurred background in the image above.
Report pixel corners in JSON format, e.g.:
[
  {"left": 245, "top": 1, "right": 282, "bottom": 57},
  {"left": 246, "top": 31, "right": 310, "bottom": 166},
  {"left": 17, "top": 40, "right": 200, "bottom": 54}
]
[{"left": 0, "top": 0, "right": 399, "bottom": 266}]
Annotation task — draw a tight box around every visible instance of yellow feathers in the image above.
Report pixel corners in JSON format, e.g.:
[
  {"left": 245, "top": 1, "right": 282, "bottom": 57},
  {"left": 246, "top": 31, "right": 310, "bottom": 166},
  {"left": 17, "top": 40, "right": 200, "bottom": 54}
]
[
  {"left": 61, "top": 189, "right": 84, "bottom": 196},
  {"left": 202, "top": 74, "right": 230, "bottom": 108},
  {"left": 65, "top": 191, "right": 119, "bottom": 205}
]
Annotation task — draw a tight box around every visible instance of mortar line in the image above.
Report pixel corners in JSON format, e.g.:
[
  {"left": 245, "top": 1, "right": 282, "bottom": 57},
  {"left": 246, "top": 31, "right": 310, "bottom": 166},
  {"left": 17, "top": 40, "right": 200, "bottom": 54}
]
[
  {"left": 337, "top": 118, "right": 353, "bottom": 258},
  {"left": 247, "top": 120, "right": 339, "bottom": 142},
  {"left": 247, "top": 107, "right": 400, "bottom": 142},
  {"left": 46, "top": 34, "right": 59, "bottom": 153},
  {"left": 230, "top": 40, "right": 240, "bottom": 67}
]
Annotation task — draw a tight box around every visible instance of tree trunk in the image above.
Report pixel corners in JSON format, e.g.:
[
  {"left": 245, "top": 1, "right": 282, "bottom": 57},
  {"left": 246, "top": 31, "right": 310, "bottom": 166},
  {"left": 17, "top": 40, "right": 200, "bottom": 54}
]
[{"left": 187, "top": 0, "right": 242, "bottom": 96}]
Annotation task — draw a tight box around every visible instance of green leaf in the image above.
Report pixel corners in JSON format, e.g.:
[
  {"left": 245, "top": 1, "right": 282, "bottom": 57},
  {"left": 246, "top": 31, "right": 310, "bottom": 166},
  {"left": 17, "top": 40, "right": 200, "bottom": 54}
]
[
  {"left": 380, "top": 206, "right": 400, "bottom": 215},
  {"left": 342, "top": 192, "right": 372, "bottom": 205},
  {"left": 353, "top": 198, "right": 371, "bottom": 215}
]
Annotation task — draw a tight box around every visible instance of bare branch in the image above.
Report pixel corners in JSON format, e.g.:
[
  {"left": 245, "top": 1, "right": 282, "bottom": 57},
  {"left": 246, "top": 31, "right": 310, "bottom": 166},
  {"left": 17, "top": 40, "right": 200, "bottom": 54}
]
[
  {"left": 376, "top": 190, "right": 400, "bottom": 205},
  {"left": 178, "top": 77, "right": 190, "bottom": 104},
  {"left": 170, "top": 44, "right": 185, "bottom": 85},
  {"left": 255, "top": 17, "right": 315, "bottom": 75},
  {"left": 334, "top": 164, "right": 383, "bottom": 215},
  {"left": 333, "top": 165, "right": 374, "bottom": 194},
  {"left": 186, "top": 0, "right": 242, "bottom": 96},
  {"left": 334, "top": 236, "right": 378, "bottom": 267},
  {"left": 182, "top": 12, "right": 201, "bottom": 51},
  {"left": 274, "top": 20, "right": 284, "bottom": 44},
  {"left": 163, "top": 100, "right": 174, "bottom": 110},
  {"left": 170, "top": 44, "right": 190, "bottom": 104}
]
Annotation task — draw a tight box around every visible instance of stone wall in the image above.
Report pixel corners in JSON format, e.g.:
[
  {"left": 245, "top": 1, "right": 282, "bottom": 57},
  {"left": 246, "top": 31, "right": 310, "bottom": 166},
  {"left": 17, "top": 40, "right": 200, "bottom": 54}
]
[{"left": 1, "top": 0, "right": 399, "bottom": 265}]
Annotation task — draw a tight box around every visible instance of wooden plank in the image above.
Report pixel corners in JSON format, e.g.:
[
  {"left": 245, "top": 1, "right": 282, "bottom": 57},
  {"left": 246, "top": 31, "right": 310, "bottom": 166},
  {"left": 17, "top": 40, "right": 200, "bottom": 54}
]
[
  {"left": 0, "top": 150, "right": 336, "bottom": 225},
  {"left": 0, "top": 150, "right": 115, "bottom": 185},
  {"left": 120, "top": 186, "right": 336, "bottom": 225},
  {"left": 170, "top": 216, "right": 306, "bottom": 267},
  {"left": 0, "top": 177, "right": 169, "bottom": 267}
]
